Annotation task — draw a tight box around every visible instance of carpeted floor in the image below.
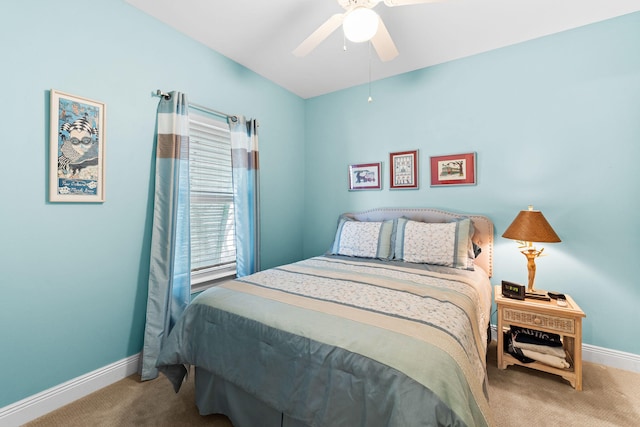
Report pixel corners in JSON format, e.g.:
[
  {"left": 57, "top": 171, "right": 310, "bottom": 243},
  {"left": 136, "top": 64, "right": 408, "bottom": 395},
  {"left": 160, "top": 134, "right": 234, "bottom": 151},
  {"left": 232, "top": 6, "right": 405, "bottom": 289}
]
[
  {"left": 24, "top": 341, "right": 640, "bottom": 426},
  {"left": 485, "top": 342, "right": 640, "bottom": 427}
]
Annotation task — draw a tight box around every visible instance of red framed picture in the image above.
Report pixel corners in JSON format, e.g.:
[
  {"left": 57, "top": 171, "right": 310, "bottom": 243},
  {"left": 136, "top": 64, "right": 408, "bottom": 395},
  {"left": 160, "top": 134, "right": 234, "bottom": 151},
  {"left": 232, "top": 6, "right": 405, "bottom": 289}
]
[
  {"left": 390, "top": 150, "right": 418, "bottom": 189},
  {"left": 348, "top": 162, "right": 381, "bottom": 190},
  {"left": 430, "top": 152, "right": 476, "bottom": 186}
]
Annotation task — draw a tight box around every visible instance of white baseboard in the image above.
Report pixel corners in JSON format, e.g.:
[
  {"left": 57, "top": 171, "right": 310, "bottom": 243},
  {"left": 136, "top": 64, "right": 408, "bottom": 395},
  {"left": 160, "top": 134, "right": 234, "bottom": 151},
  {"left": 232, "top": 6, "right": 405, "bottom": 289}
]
[
  {"left": 582, "top": 343, "right": 640, "bottom": 373},
  {"left": 490, "top": 325, "right": 640, "bottom": 373},
  {"left": 0, "top": 353, "right": 140, "bottom": 427}
]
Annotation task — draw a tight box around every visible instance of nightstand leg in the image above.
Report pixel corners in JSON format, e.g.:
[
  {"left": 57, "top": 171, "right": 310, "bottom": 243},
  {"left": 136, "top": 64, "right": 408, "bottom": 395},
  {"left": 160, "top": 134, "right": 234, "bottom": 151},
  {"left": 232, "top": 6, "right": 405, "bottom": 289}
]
[
  {"left": 497, "top": 306, "right": 505, "bottom": 369},
  {"left": 574, "top": 321, "right": 583, "bottom": 391}
]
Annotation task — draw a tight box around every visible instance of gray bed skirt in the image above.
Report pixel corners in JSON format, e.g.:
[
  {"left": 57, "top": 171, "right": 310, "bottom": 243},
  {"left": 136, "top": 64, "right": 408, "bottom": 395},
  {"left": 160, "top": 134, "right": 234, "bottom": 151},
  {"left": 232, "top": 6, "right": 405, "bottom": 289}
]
[{"left": 195, "top": 368, "right": 310, "bottom": 427}]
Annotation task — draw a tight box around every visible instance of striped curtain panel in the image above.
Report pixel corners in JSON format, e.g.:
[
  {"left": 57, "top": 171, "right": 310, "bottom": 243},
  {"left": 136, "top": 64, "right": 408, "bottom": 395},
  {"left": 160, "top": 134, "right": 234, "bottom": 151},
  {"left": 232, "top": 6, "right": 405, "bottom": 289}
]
[
  {"left": 141, "top": 92, "right": 191, "bottom": 380},
  {"left": 228, "top": 116, "right": 260, "bottom": 277}
]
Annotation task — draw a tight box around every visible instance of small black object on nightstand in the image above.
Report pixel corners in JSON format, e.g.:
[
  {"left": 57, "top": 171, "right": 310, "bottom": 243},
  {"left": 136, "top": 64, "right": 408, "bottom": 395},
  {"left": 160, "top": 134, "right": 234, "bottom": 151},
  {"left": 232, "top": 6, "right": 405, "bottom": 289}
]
[
  {"left": 524, "top": 292, "right": 551, "bottom": 301},
  {"left": 547, "top": 291, "right": 566, "bottom": 299}
]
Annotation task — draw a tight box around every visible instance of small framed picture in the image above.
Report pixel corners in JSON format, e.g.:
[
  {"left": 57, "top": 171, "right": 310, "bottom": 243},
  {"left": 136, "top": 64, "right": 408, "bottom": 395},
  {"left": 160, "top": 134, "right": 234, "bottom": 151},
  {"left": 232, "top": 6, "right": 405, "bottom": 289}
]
[
  {"left": 348, "top": 162, "right": 382, "bottom": 190},
  {"left": 430, "top": 152, "right": 476, "bottom": 186},
  {"left": 49, "top": 89, "right": 106, "bottom": 202},
  {"left": 390, "top": 150, "right": 418, "bottom": 189}
]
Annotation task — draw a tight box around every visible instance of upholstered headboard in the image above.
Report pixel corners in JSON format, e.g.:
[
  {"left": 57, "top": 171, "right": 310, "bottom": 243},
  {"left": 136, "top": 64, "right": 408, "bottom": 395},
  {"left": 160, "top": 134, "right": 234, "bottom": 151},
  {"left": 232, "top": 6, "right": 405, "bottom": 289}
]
[{"left": 343, "top": 208, "right": 494, "bottom": 277}]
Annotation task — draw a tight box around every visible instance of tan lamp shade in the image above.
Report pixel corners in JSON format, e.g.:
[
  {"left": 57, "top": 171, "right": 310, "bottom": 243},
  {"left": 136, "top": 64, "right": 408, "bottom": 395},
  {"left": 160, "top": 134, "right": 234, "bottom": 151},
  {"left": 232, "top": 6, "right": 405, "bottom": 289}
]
[{"left": 502, "top": 208, "right": 561, "bottom": 243}]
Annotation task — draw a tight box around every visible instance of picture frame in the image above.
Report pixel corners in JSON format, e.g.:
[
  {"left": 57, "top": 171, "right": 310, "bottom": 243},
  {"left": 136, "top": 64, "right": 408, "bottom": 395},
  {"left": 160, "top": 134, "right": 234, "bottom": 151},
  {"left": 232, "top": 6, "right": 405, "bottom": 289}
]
[
  {"left": 430, "top": 152, "right": 477, "bottom": 187},
  {"left": 49, "top": 89, "right": 106, "bottom": 202},
  {"left": 390, "top": 150, "right": 418, "bottom": 189},
  {"left": 348, "top": 162, "right": 382, "bottom": 190}
]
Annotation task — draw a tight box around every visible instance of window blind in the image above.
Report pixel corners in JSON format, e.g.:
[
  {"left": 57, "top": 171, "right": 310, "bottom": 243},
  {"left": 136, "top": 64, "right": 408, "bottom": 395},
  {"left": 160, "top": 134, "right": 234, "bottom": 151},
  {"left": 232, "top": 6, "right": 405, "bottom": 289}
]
[{"left": 188, "top": 111, "right": 236, "bottom": 286}]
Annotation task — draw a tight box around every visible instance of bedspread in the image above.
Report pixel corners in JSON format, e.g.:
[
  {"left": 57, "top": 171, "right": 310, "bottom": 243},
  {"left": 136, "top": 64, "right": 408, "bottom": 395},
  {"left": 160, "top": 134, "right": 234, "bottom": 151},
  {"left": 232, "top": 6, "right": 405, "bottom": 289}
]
[{"left": 157, "top": 256, "right": 494, "bottom": 427}]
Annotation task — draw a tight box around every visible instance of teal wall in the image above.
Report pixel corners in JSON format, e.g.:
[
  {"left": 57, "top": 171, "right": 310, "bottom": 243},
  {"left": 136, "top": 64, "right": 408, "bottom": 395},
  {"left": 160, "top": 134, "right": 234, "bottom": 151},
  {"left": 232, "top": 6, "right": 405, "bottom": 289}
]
[
  {"left": 1, "top": 0, "right": 638, "bottom": 411},
  {"left": 0, "top": 1, "right": 305, "bottom": 408},
  {"left": 304, "top": 13, "right": 640, "bottom": 355}
]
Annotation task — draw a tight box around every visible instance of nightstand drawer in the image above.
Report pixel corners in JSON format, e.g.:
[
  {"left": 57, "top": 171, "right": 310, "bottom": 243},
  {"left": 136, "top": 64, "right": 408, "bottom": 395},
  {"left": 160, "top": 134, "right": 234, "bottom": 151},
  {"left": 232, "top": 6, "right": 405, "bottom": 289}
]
[{"left": 502, "top": 307, "right": 575, "bottom": 334}]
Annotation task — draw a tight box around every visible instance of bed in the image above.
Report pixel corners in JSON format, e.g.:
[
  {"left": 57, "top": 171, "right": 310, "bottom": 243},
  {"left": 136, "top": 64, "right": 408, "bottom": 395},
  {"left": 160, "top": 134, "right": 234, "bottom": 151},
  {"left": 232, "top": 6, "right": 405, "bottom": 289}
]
[{"left": 157, "top": 208, "right": 495, "bottom": 427}]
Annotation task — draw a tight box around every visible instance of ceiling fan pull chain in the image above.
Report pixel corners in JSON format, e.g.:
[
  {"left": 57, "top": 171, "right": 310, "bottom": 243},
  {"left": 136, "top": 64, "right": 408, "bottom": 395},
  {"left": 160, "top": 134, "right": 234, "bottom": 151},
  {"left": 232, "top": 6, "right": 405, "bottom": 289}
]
[{"left": 368, "top": 41, "right": 373, "bottom": 103}]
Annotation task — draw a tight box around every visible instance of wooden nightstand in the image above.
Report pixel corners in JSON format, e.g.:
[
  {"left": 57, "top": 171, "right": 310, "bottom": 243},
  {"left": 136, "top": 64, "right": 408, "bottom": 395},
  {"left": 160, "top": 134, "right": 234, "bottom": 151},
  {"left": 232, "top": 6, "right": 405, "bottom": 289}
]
[{"left": 495, "top": 285, "right": 586, "bottom": 390}]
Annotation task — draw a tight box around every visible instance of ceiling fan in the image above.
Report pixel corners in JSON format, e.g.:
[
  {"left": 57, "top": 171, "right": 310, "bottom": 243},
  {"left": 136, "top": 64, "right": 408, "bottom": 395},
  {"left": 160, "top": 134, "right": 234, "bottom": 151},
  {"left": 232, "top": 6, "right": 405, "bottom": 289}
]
[{"left": 293, "top": 0, "right": 442, "bottom": 62}]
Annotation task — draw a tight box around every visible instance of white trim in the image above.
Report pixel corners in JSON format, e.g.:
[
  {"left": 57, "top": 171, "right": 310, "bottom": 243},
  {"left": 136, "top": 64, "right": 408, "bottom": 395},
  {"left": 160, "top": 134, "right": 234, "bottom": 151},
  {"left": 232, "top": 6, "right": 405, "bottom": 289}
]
[
  {"left": 0, "top": 353, "right": 140, "bottom": 427},
  {"left": 490, "top": 325, "right": 640, "bottom": 373},
  {"left": 582, "top": 343, "right": 640, "bottom": 373}
]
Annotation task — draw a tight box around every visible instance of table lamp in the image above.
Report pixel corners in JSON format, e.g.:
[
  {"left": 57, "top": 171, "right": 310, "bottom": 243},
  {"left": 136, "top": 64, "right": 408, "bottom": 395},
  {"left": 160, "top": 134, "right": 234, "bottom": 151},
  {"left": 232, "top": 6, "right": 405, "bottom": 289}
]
[{"left": 502, "top": 205, "right": 561, "bottom": 297}]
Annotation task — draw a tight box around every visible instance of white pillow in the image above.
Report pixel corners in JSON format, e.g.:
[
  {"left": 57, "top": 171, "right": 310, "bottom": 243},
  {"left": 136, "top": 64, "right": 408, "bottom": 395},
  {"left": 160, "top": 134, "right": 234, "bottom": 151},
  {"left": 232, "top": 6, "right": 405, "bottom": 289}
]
[
  {"left": 329, "top": 217, "right": 394, "bottom": 259},
  {"left": 393, "top": 217, "right": 474, "bottom": 270}
]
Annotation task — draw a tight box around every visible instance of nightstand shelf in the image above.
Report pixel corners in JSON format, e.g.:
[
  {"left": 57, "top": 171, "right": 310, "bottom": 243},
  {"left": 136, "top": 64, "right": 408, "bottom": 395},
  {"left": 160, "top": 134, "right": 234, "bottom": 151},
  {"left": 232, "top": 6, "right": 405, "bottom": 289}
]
[{"left": 495, "top": 285, "right": 586, "bottom": 390}]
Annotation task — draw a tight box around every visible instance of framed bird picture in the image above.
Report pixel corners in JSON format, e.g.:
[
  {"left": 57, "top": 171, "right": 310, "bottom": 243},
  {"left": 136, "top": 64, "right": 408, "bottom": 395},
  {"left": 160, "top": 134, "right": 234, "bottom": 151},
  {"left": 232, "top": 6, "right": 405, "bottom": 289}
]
[{"left": 49, "top": 89, "right": 106, "bottom": 202}]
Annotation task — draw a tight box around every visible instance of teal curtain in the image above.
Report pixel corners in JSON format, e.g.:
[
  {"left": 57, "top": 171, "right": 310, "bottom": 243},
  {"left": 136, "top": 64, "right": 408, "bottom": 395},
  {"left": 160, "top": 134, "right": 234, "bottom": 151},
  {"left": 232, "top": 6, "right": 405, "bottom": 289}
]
[
  {"left": 141, "top": 92, "right": 191, "bottom": 380},
  {"left": 228, "top": 116, "right": 260, "bottom": 277}
]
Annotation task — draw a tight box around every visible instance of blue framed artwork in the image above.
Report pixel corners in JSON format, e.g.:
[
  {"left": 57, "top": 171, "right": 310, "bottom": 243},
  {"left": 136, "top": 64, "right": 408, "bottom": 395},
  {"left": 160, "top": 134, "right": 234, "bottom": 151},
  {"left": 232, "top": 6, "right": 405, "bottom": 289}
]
[{"left": 49, "top": 89, "right": 106, "bottom": 202}]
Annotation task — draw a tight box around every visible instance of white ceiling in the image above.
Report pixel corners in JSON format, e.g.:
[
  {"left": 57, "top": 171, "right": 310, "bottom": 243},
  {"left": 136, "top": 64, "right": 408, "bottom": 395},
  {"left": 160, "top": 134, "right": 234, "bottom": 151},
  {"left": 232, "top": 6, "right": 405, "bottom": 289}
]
[{"left": 125, "top": 0, "right": 640, "bottom": 99}]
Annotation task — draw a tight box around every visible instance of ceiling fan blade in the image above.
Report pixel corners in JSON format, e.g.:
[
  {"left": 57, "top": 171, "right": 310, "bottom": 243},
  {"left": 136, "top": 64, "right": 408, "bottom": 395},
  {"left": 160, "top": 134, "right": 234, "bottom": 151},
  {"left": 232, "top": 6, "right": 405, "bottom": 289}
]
[
  {"left": 292, "top": 13, "right": 345, "bottom": 57},
  {"left": 370, "top": 17, "right": 398, "bottom": 62},
  {"left": 383, "top": 0, "right": 443, "bottom": 6}
]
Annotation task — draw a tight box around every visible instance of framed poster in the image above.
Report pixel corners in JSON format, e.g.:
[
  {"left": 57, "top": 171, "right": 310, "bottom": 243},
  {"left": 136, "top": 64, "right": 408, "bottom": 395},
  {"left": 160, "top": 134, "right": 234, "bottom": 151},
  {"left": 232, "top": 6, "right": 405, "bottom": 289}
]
[
  {"left": 49, "top": 89, "right": 106, "bottom": 202},
  {"left": 430, "top": 152, "right": 476, "bottom": 187},
  {"left": 348, "top": 162, "right": 382, "bottom": 190},
  {"left": 390, "top": 150, "right": 418, "bottom": 189}
]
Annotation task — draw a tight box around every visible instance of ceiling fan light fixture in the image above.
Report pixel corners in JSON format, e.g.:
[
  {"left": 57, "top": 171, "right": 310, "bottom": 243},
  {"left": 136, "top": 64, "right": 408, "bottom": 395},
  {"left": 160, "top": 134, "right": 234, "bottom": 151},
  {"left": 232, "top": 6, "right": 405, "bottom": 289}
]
[{"left": 343, "top": 7, "right": 379, "bottom": 43}]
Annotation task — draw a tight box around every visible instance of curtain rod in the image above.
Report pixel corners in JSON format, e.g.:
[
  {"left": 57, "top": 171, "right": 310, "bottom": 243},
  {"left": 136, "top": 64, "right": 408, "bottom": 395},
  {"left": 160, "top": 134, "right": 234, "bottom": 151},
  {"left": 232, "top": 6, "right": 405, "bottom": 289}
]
[{"left": 154, "top": 90, "right": 237, "bottom": 122}]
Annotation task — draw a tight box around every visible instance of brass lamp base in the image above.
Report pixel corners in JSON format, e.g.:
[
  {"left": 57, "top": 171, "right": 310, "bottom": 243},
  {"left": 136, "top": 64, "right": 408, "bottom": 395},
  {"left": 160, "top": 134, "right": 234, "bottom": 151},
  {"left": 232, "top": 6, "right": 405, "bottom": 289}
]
[{"left": 521, "top": 248, "right": 551, "bottom": 300}]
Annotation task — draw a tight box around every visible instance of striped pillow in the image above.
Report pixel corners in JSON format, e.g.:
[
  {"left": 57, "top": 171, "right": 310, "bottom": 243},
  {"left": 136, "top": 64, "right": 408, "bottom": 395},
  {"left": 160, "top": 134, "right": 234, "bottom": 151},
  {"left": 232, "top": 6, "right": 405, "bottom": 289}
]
[
  {"left": 393, "top": 217, "right": 474, "bottom": 269},
  {"left": 329, "top": 217, "right": 395, "bottom": 260}
]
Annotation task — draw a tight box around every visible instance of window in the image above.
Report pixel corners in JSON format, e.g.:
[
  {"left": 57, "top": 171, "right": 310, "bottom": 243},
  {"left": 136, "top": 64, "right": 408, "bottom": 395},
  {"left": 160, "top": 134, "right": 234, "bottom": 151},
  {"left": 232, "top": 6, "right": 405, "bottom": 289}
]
[{"left": 188, "top": 110, "right": 236, "bottom": 290}]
